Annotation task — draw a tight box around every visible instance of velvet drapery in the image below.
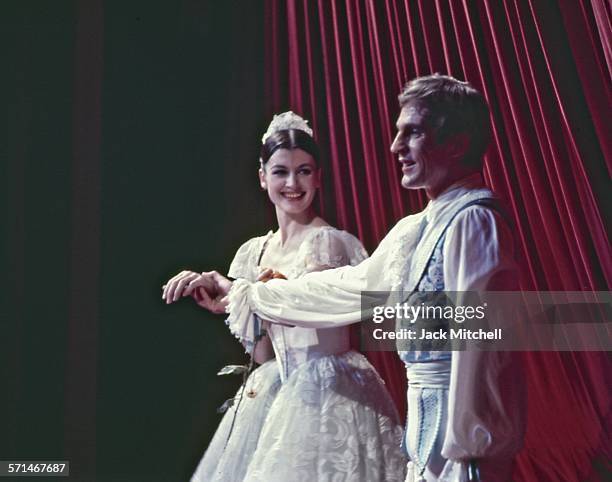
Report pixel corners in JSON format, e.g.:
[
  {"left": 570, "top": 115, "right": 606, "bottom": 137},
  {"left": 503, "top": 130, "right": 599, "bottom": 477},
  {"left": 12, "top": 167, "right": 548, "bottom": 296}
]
[{"left": 263, "top": 1, "right": 611, "bottom": 480}]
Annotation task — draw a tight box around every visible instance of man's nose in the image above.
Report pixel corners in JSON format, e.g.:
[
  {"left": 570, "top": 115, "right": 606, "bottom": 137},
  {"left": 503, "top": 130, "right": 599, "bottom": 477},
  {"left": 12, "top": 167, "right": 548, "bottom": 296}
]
[{"left": 390, "top": 133, "right": 403, "bottom": 154}]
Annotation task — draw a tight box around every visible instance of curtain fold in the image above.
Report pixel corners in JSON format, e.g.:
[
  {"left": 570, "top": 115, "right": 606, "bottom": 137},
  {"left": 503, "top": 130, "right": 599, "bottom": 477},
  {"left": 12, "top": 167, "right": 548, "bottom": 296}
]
[{"left": 264, "top": 1, "right": 610, "bottom": 480}]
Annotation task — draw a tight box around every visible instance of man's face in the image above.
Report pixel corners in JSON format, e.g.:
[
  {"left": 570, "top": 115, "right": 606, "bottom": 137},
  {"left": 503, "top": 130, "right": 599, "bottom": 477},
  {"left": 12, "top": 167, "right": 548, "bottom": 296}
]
[{"left": 390, "top": 101, "right": 465, "bottom": 198}]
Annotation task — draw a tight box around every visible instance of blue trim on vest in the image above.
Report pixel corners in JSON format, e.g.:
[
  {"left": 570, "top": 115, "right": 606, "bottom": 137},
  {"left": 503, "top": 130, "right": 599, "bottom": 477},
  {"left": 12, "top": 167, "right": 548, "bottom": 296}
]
[{"left": 398, "top": 198, "right": 501, "bottom": 364}]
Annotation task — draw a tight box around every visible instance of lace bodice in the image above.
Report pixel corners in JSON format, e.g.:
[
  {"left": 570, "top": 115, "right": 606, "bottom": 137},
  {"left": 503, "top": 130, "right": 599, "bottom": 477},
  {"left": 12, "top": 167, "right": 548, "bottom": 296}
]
[
  {"left": 227, "top": 226, "right": 368, "bottom": 381},
  {"left": 228, "top": 226, "right": 367, "bottom": 280}
]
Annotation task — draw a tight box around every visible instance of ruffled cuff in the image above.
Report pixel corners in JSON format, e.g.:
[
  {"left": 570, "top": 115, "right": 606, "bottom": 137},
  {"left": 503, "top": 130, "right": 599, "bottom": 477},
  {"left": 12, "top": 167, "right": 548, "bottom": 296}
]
[
  {"left": 225, "top": 279, "right": 259, "bottom": 353},
  {"left": 441, "top": 416, "right": 493, "bottom": 460}
]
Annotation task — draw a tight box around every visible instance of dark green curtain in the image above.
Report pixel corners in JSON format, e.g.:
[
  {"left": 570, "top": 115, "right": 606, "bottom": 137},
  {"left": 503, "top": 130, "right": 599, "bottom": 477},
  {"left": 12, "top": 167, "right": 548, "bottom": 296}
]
[{"left": 2, "top": 1, "right": 267, "bottom": 480}]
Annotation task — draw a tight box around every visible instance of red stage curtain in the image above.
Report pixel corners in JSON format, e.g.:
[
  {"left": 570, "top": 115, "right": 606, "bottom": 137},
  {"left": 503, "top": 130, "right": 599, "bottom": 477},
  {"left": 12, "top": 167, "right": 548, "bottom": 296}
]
[{"left": 264, "top": 1, "right": 611, "bottom": 481}]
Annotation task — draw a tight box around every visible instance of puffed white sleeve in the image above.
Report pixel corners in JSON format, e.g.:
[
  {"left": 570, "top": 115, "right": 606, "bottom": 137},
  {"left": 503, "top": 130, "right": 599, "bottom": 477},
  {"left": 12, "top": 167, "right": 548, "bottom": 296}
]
[
  {"left": 443, "top": 206, "right": 517, "bottom": 292},
  {"left": 227, "top": 237, "right": 258, "bottom": 280},
  {"left": 224, "top": 237, "right": 261, "bottom": 352},
  {"left": 302, "top": 228, "right": 369, "bottom": 272},
  {"left": 440, "top": 206, "right": 525, "bottom": 466}
]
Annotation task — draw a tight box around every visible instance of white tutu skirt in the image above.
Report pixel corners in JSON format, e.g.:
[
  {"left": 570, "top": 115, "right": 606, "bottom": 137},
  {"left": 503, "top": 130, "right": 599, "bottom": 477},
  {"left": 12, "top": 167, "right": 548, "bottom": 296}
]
[
  {"left": 191, "top": 359, "right": 282, "bottom": 482},
  {"left": 193, "top": 351, "right": 407, "bottom": 482}
]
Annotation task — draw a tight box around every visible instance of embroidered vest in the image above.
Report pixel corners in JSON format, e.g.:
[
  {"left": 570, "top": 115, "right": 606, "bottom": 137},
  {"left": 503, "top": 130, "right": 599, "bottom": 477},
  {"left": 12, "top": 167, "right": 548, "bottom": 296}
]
[{"left": 397, "top": 195, "right": 505, "bottom": 364}]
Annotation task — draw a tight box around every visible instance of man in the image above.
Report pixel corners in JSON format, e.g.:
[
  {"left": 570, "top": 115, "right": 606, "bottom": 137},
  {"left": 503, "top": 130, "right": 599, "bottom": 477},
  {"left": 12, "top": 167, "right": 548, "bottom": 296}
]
[{"left": 177, "top": 75, "right": 525, "bottom": 481}]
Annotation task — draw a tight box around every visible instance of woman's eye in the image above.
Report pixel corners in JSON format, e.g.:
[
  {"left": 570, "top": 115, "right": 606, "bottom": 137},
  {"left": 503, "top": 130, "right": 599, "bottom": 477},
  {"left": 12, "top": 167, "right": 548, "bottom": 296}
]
[
  {"left": 272, "top": 170, "right": 287, "bottom": 176},
  {"left": 299, "top": 169, "right": 312, "bottom": 175}
]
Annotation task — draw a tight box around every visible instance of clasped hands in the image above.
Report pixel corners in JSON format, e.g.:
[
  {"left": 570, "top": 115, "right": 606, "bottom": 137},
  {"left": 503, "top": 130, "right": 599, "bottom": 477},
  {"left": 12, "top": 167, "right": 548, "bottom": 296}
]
[
  {"left": 162, "top": 270, "right": 232, "bottom": 313},
  {"left": 162, "top": 267, "right": 286, "bottom": 314}
]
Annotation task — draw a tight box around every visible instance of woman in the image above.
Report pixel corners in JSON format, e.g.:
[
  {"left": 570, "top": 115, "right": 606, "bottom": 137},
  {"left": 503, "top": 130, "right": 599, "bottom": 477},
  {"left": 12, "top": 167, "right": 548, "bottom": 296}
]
[{"left": 163, "top": 112, "right": 406, "bottom": 481}]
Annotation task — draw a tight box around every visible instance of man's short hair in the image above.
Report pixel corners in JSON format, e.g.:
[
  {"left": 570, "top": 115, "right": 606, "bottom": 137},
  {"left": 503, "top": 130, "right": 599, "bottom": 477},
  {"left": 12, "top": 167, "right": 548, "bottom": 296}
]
[{"left": 398, "top": 74, "right": 492, "bottom": 169}]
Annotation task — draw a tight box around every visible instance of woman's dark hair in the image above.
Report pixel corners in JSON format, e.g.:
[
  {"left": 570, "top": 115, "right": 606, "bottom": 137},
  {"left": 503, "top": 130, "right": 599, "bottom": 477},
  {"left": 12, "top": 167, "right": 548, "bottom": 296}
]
[{"left": 260, "top": 129, "right": 320, "bottom": 165}]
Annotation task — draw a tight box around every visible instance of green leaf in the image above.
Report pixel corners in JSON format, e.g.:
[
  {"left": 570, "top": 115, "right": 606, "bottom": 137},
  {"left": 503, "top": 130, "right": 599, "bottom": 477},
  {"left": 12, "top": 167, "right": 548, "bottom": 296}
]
[{"left": 217, "top": 364, "right": 248, "bottom": 376}]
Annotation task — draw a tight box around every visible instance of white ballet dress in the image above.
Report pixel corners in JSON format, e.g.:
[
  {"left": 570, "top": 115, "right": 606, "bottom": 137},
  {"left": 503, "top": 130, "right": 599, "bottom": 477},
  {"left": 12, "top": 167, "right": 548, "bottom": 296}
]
[{"left": 192, "top": 226, "right": 407, "bottom": 482}]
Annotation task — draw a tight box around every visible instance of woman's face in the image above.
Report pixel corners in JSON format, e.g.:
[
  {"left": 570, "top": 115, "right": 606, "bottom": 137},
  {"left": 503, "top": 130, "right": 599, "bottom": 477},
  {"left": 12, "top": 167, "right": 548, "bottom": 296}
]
[{"left": 259, "top": 148, "right": 320, "bottom": 215}]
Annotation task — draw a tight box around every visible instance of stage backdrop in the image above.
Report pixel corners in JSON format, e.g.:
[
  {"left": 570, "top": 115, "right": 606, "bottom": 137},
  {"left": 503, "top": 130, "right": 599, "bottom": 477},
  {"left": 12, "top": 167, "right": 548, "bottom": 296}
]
[
  {"left": 3, "top": 1, "right": 609, "bottom": 481},
  {"left": 263, "top": 1, "right": 611, "bottom": 481}
]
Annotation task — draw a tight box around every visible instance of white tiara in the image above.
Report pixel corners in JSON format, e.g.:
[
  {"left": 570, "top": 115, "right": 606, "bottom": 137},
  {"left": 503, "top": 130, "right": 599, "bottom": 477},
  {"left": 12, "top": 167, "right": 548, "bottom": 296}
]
[{"left": 261, "top": 111, "right": 313, "bottom": 144}]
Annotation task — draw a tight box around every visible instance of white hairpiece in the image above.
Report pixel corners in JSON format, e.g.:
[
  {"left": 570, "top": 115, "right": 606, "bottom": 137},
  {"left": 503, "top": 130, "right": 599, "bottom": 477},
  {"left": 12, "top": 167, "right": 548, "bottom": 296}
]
[{"left": 261, "top": 111, "right": 313, "bottom": 144}]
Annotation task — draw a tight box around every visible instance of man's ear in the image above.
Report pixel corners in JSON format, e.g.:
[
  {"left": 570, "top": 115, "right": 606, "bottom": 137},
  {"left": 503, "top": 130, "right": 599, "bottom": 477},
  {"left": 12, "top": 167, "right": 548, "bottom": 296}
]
[
  {"left": 258, "top": 167, "right": 267, "bottom": 189},
  {"left": 447, "top": 133, "right": 470, "bottom": 161}
]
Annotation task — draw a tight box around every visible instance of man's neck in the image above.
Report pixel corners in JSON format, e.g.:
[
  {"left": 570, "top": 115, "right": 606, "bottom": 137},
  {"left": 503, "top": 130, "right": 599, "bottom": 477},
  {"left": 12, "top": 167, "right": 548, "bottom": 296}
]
[{"left": 426, "top": 171, "right": 483, "bottom": 200}]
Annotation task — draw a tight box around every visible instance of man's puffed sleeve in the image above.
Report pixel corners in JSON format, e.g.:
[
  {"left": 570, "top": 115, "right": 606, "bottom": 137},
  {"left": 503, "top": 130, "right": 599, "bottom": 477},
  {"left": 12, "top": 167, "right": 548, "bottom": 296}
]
[
  {"left": 440, "top": 205, "right": 525, "bottom": 466},
  {"left": 442, "top": 205, "right": 517, "bottom": 292},
  {"left": 226, "top": 261, "right": 369, "bottom": 337}
]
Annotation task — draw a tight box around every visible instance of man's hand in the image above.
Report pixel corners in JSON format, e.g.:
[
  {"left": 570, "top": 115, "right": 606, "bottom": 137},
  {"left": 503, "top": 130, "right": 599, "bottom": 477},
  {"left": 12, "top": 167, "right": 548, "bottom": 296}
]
[{"left": 162, "top": 270, "right": 232, "bottom": 314}]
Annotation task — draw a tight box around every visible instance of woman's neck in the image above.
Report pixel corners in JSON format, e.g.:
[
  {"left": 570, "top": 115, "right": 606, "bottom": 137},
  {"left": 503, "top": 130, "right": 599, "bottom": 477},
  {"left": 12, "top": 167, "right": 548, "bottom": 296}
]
[{"left": 275, "top": 208, "right": 321, "bottom": 246}]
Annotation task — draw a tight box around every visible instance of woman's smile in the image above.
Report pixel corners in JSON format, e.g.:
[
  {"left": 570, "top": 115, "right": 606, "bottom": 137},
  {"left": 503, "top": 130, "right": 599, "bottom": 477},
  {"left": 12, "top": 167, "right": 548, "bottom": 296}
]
[{"left": 281, "top": 191, "right": 306, "bottom": 200}]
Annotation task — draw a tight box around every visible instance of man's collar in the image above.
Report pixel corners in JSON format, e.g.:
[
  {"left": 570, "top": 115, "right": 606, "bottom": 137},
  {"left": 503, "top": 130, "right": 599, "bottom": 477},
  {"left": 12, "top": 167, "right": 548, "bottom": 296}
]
[{"left": 424, "top": 172, "right": 485, "bottom": 222}]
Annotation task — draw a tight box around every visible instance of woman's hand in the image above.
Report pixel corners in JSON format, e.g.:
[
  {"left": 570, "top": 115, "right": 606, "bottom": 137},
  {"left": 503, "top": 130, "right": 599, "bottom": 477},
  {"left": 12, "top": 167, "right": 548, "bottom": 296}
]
[
  {"left": 257, "top": 268, "right": 287, "bottom": 283},
  {"left": 162, "top": 270, "right": 232, "bottom": 314}
]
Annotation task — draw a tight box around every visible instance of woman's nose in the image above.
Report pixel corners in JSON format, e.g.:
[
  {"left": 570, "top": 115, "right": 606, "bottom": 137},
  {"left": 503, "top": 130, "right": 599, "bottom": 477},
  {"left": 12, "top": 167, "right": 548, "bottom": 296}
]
[{"left": 285, "top": 173, "right": 297, "bottom": 187}]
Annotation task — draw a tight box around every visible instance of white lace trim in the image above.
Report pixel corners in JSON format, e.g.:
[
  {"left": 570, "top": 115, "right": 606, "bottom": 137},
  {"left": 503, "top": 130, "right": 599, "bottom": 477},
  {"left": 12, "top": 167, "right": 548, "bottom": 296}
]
[
  {"left": 225, "top": 279, "right": 258, "bottom": 352},
  {"left": 227, "top": 232, "right": 273, "bottom": 281},
  {"left": 377, "top": 214, "right": 426, "bottom": 291},
  {"left": 288, "top": 226, "right": 368, "bottom": 278}
]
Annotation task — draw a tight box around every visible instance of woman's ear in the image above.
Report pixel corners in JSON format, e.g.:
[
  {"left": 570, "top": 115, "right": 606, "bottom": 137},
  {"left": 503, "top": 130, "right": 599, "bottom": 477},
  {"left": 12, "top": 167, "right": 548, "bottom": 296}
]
[
  {"left": 258, "top": 167, "right": 267, "bottom": 189},
  {"left": 314, "top": 167, "right": 322, "bottom": 188}
]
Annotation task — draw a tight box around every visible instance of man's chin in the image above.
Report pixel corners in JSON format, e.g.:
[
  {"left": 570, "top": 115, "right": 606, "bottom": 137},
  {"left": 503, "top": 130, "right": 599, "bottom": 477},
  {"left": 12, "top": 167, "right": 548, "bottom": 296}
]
[{"left": 401, "top": 175, "right": 420, "bottom": 190}]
